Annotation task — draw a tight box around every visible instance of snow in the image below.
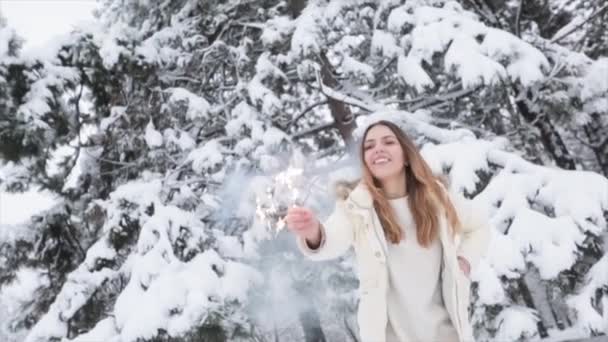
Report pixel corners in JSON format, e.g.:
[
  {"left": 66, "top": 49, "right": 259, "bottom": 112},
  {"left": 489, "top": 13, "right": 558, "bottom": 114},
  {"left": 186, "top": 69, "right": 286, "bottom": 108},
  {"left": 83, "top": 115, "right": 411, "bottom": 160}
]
[
  {"left": 475, "top": 171, "right": 542, "bottom": 233},
  {"left": 134, "top": 23, "right": 187, "bottom": 66},
  {"left": 262, "top": 127, "right": 289, "bottom": 147},
  {"left": 167, "top": 87, "right": 210, "bottom": 120},
  {"left": 0, "top": 267, "right": 49, "bottom": 329},
  {"left": 100, "top": 106, "right": 126, "bottom": 131},
  {"left": 187, "top": 140, "right": 224, "bottom": 174},
  {"left": 403, "top": 6, "right": 548, "bottom": 88},
  {"left": 226, "top": 101, "right": 265, "bottom": 141},
  {"left": 567, "top": 255, "right": 608, "bottom": 335},
  {"left": 354, "top": 110, "right": 477, "bottom": 144},
  {"left": 96, "top": 22, "right": 132, "bottom": 69},
  {"left": 535, "top": 170, "right": 608, "bottom": 235},
  {"left": 0, "top": 26, "right": 18, "bottom": 58},
  {"left": 581, "top": 58, "right": 608, "bottom": 99},
  {"left": 530, "top": 327, "right": 588, "bottom": 342},
  {"left": 25, "top": 265, "right": 118, "bottom": 342},
  {"left": 445, "top": 35, "right": 507, "bottom": 88},
  {"left": 493, "top": 306, "right": 540, "bottom": 341},
  {"left": 261, "top": 16, "right": 294, "bottom": 46},
  {"left": 290, "top": 2, "right": 322, "bottom": 57},
  {"left": 0, "top": 189, "right": 57, "bottom": 227},
  {"left": 109, "top": 177, "right": 163, "bottom": 206},
  {"left": 217, "top": 235, "right": 245, "bottom": 259},
  {"left": 340, "top": 55, "right": 374, "bottom": 82},
  {"left": 255, "top": 52, "right": 287, "bottom": 81},
  {"left": 114, "top": 250, "right": 261, "bottom": 341},
  {"left": 397, "top": 55, "right": 434, "bottom": 92},
  {"left": 247, "top": 76, "right": 282, "bottom": 115},
  {"left": 64, "top": 317, "right": 117, "bottom": 342},
  {"left": 421, "top": 139, "right": 502, "bottom": 193},
  {"left": 333, "top": 35, "right": 366, "bottom": 55},
  {"left": 370, "top": 29, "right": 401, "bottom": 58},
  {"left": 474, "top": 258, "right": 507, "bottom": 305},
  {"left": 163, "top": 128, "right": 196, "bottom": 151},
  {"left": 3, "top": 1, "right": 607, "bottom": 341},
  {"left": 387, "top": 5, "right": 413, "bottom": 33},
  {"left": 481, "top": 29, "right": 549, "bottom": 86},
  {"left": 234, "top": 138, "right": 255, "bottom": 156},
  {"left": 144, "top": 120, "right": 163, "bottom": 148},
  {"left": 17, "top": 63, "right": 79, "bottom": 123},
  {"left": 510, "top": 209, "right": 584, "bottom": 279},
  {"left": 484, "top": 231, "right": 526, "bottom": 279},
  {"left": 581, "top": 58, "right": 608, "bottom": 113}
]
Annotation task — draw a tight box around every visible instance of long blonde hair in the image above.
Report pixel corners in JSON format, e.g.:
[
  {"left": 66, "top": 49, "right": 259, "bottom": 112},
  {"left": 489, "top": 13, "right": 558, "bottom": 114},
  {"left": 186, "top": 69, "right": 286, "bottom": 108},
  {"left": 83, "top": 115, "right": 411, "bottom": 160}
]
[{"left": 360, "top": 120, "right": 461, "bottom": 246}]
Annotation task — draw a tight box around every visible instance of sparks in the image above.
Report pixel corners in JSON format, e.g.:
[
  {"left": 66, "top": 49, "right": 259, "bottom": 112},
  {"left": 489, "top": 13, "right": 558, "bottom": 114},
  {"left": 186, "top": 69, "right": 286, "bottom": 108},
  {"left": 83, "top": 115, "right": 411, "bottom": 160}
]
[{"left": 255, "top": 165, "right": 308, "bottom": 236}]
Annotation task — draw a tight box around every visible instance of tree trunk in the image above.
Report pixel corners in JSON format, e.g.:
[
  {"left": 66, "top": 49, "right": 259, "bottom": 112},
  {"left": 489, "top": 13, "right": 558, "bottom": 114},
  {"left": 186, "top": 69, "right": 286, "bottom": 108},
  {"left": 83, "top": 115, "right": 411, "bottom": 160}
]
[
  {"left": 515, "top": 276, "right": 549, "bottom": 338},
  {"left": 319, "top": 52, "right": 357, "bottom": 148},
  {"left": 522, "top": 268, "right": 557, "bottom": 334},
  {"left": 288, "top": 0, "right": 307, "bottom": 18},
  {"left": 288, "top": 0, "right": 357, "bottom": 149}
]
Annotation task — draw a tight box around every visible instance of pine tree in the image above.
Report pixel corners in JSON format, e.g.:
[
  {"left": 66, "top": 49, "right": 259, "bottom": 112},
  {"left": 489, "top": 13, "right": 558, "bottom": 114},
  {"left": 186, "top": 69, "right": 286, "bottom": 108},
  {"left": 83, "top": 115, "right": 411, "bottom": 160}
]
[{"left": 0, "top": 1, "right": 606, "bottom": 341}]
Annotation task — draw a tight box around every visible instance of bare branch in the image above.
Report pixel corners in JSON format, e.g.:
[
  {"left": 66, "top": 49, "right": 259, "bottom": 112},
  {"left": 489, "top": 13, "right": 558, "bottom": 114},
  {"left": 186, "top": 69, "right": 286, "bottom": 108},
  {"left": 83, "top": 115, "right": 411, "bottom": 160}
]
[
  {"left": 573, "top": 131, "right": 608, "bottom": 149},
  {"left": 315, "top": 69, "right": 379, "bottom": 112},
  {"left": 160, "top": 74, "right": 202, "bottom": 84},
  {"left": 292, "top": 122, "right": 335, "bottom": 140},
  {"left": 63, "top": 80, "right": 85, "bottom": 190},
  {"left": 406, "top": 85, "right": 479, "bottom": 112},
  {"left": 550, "top": 3, "right": 608, "bottom": 44},
  {"left": 515, "top": 0, "right": 523, "bottom": 37},
  {"left": 285, "top": 100, "right": 329, "bottom": 129},
  {"left": 373, "top": 56, "right": 397, "bottom": 76}
]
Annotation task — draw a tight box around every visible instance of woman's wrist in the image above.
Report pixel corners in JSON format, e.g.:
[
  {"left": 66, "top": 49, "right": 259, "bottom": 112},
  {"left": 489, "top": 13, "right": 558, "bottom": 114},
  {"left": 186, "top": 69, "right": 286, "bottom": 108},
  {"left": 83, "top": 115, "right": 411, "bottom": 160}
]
[{"left": 305, "top": 222, "right": 324, "bottom": 249}]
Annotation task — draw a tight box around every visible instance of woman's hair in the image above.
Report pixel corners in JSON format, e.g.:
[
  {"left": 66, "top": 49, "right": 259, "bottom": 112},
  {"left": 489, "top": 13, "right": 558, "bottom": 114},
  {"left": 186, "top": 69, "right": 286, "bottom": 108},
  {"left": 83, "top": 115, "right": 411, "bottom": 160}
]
[{"left": 359, "top": 120, "right": 461, "bottom": 246}]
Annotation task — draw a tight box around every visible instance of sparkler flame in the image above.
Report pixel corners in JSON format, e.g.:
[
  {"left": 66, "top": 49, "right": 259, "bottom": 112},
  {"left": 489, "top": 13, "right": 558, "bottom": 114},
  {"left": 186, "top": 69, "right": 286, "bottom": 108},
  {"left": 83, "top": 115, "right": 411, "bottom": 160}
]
[{"left": 255, "top": 166, "right": 313, "bottom": 236}]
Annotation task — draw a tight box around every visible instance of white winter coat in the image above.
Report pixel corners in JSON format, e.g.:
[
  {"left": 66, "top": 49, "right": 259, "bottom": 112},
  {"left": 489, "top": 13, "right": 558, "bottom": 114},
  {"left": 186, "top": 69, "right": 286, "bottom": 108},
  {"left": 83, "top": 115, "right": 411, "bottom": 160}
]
[{"left": 297, "top": 181, "right": 491, "bottom": 342}]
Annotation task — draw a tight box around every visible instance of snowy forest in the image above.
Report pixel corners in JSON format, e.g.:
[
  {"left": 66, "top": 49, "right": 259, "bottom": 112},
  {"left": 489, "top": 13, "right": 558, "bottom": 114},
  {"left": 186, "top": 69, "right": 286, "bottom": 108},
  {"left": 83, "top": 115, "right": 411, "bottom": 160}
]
[{"left": 0, "top": 0, "right": 607, "bottom": 341}]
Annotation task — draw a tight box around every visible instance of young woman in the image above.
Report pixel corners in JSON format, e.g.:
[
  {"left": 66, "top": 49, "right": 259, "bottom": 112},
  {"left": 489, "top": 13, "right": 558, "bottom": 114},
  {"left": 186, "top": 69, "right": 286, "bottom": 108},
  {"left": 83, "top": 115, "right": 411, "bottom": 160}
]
[{"left": 285, "top": 120, "right": 490, "bottom": 342}]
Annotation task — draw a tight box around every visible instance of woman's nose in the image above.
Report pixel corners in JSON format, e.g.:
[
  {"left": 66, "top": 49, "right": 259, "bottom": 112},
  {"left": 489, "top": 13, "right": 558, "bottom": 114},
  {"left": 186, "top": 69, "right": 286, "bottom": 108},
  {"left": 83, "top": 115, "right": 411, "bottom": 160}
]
[{"left": 373, "top": 146, "right": 386, "bottom": 154}]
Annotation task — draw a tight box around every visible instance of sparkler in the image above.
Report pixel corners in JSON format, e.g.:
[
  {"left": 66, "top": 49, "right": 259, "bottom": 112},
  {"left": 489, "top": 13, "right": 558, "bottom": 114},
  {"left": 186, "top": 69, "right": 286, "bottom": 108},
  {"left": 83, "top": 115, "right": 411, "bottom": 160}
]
[{"left": 255, "top": 165, "right": 318, "bottom": 236}]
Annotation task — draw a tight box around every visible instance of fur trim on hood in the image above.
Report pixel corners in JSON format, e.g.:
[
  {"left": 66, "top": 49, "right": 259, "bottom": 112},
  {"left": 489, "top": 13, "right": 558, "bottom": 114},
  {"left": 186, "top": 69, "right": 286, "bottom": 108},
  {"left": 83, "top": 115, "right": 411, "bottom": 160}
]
[{"left": 333, "top": 179, "right": 360, "bottom": 200}]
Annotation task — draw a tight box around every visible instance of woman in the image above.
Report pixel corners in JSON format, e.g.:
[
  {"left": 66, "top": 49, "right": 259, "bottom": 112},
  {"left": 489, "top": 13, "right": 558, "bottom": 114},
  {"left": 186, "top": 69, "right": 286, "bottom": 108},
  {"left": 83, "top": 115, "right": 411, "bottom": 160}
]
[{"left": 285, "top": 120, "right": 490, "bottom": 342}]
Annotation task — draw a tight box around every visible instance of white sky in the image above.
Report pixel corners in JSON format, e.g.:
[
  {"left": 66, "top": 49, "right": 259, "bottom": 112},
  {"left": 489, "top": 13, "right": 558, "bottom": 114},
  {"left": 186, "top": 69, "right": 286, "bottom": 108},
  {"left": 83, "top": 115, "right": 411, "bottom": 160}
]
[
  {"left": 0, "top": 0, "right": 97, "bottom": 52},
  {"left": 0, "top": 0, "right": 97, "bottom": 225}
]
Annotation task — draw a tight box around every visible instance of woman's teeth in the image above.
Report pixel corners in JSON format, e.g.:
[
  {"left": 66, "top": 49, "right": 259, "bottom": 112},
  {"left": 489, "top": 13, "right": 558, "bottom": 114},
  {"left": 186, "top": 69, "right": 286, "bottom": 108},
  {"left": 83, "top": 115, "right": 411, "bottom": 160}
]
[{"left": 374, "top": 158, "right": 390, "bottom": 165}]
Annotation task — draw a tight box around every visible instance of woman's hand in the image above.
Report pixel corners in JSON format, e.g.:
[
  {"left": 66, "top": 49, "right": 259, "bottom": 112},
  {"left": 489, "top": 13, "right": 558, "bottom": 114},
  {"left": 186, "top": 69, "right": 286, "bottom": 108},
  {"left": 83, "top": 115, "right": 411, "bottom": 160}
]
[
  {"left": 457, "top": 256, "right": 471, "bottom": 278},
  {"left": 285, "top": 206, "right": 322, "bottom": 247}
]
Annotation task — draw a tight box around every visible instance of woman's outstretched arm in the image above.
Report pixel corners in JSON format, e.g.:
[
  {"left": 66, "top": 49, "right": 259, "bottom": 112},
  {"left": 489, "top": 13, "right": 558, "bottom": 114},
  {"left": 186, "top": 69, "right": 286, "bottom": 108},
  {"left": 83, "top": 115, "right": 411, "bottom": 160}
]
[{"left": 290, "top": 201, "right": 355, "bottom": 261}]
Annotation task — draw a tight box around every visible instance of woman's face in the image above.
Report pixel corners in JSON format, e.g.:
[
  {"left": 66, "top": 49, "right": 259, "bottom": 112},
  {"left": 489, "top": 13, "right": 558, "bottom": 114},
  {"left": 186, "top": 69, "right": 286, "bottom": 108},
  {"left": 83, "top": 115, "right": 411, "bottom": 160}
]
[{"left": 363, "top": 124, "right": 406, "bottom": 181}]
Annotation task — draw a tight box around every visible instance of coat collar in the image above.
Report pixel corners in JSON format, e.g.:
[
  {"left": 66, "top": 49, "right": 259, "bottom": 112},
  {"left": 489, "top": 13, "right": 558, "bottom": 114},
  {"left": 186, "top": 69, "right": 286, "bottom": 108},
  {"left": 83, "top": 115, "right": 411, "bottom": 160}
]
[
  {"left": 348, "top": 181, "right": 374, "bottom": 209},
  {"left": 336, "top": 178, "right": 458, "bottom": 249}
]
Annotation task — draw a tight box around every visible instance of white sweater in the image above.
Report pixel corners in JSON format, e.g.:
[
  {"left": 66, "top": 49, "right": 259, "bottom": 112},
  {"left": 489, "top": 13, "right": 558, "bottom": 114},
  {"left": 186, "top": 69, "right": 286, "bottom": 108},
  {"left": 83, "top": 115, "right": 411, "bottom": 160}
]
[{"left": 385, "top": 197, "right": 459, "bottom": 342}]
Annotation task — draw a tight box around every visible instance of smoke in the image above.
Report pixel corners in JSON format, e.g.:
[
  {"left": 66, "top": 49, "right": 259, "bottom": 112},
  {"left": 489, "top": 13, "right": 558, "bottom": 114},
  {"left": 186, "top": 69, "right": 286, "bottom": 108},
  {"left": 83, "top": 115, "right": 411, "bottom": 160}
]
[{"left": 207, "top": 147, "right": 362, "bottom": 340}]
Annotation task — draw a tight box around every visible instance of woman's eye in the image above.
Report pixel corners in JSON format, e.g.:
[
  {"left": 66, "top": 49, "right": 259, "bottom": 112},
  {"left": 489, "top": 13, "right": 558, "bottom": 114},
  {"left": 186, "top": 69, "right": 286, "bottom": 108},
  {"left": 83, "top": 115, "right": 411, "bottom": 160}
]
[
  {"left": 364, "top": 145, "right": 372, "bottom": 150},
  {"left": 385, "top": 140, "right": 394, "bottom": 145}
]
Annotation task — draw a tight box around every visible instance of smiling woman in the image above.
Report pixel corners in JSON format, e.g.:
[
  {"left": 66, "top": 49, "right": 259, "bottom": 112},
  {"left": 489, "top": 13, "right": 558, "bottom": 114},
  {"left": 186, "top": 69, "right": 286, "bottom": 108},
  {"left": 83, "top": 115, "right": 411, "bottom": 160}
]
[
  {"left": 0, "top": 0, "right": 96, "bottom": 52},
  {"left": 285, "top": 119, "right": 490, "bottom": 342}
]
